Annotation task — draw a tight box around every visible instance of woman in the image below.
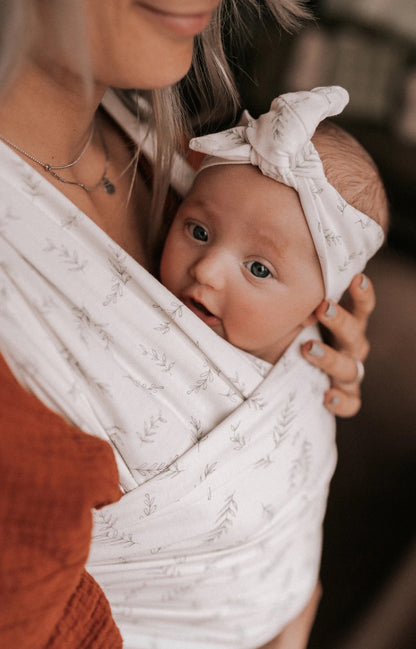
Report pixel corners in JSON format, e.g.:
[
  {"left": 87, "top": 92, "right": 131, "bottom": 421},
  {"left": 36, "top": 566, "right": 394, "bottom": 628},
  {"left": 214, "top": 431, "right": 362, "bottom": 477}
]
[{"left": 0, "top": 2, "right": 376, "bottom": 648}]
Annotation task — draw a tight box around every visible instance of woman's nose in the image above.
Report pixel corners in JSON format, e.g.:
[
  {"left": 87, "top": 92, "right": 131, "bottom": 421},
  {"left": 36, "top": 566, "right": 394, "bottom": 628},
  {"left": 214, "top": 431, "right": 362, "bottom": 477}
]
[{"left": 190, "top": 250, "right": 226, "bottom": 291}]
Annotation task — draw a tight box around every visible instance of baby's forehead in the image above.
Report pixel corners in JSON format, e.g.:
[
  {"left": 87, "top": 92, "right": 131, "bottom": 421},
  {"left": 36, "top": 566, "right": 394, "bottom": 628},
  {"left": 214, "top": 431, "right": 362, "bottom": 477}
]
[
  {"left": 187, "top": 164, "right": 316, "bottom": 252},
  {"left": 190, "top": 164, "right": 296, "bottom": 209},
  {"left": 194, "top": 162, "right": 264, "bottom": 185}
]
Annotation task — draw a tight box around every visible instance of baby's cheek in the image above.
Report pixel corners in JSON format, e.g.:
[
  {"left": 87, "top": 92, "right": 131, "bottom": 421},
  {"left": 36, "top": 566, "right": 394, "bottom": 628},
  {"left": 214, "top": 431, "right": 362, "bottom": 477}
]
[
  {"left": 159, "top": 249, "right": 174, "bottom": 289},
  {"left": 228, "top": 309, "right": 267, "bottom": 346}
]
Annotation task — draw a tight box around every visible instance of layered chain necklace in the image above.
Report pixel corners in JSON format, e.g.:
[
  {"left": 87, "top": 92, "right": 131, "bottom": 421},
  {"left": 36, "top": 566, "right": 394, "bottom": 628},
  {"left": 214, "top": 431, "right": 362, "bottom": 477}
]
[{"left": 0, "top": 120, "right": 116, "bottom": 194}]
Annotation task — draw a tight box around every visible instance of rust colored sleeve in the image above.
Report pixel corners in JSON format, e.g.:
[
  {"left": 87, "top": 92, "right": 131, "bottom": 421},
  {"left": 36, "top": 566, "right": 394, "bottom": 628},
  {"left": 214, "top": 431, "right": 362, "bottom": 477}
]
[{"left": 0, "top": 355, "right": 123, "bottom": 649}]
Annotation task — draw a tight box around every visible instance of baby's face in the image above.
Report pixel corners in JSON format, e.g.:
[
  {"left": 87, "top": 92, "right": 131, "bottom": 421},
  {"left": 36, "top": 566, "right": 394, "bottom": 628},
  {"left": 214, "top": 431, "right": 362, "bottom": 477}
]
[{"left": 160, "top": 165, "right": 325, "bottom": 363}]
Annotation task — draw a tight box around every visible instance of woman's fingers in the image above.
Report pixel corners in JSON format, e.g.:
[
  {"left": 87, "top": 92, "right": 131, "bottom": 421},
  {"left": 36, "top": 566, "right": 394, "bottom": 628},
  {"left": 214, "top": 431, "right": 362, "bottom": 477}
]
[
  {"left": 301, "top": 340, "right": 363, "bottom": 418},
  {"left": 302, "top": 340, "right": 364, "bottom": 384},
  {"left": 345, "top": 273, "right": 376, "bottom": 321},
  {"left": 302, "top": 273, "right": 376, "bottom": 417},
  {"left": 314, "top": 274, "right": 375, "bottom": 360},
  {"left": 324, "top": 387, "right": 362, "bottom": 418}
]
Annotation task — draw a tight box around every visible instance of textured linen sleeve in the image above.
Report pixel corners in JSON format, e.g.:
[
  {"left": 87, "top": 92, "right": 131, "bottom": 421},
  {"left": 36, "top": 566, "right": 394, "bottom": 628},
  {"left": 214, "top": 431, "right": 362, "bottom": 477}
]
[{"left": 0, "top": 354, "right": 123, "bottom": 649}]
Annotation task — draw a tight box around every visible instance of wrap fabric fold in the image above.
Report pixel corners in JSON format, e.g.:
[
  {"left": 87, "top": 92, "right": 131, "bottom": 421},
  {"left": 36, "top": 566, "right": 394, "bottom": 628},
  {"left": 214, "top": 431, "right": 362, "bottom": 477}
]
[
  {"left": 0, "top": 91, "right": 336, "bottom": 648},
  {"left": 190, "top": 86, "right": 385, "bottom": 302}
]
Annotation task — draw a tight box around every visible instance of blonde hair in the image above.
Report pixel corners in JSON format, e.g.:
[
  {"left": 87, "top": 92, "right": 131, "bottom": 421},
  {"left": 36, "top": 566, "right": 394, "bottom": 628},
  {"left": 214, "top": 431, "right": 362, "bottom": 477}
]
[
  {"left": 313, "top": 122, "right": 389, "bottom": 234},
  {"left": 0, "top": 0, "right": 310, "bottom": 254}
]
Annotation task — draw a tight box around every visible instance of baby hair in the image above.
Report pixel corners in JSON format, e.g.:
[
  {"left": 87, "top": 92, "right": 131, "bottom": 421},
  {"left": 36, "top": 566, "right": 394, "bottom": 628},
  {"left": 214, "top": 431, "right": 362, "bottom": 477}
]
[{"left": 313, "top": 121, "right": 389, "bottom": 234}]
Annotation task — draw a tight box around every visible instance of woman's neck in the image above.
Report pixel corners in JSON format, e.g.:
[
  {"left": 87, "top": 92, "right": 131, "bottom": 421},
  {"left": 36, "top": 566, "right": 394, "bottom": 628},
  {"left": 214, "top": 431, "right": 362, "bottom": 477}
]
[
  {"left": 0, "top": 58, "right": 105, "bottom": 165},
  {"left": 0, "top": 58, "right": 152, "bottom": 270}
]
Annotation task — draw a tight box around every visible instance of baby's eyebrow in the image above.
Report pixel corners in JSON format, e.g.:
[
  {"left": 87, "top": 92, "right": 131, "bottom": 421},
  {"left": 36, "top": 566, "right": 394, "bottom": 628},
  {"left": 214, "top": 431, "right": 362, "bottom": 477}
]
[
  {"left": 247, "top": 227, "right": 288, "bottom": 258},
  {"left": 179, "top": 196, "right": 211, "bottom": 217}
]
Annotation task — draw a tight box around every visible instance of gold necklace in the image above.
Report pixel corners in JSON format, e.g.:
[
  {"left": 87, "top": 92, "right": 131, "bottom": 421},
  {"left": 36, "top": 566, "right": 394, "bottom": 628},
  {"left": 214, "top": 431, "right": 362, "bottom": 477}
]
[{"left": 0, "top": 121, "right": 115, "bottom": 194}]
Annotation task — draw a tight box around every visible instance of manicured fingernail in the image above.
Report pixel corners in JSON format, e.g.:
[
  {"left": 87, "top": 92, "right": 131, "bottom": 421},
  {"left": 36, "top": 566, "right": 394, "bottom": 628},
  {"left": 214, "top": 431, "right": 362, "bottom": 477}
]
[
  {"left": 325, "top": 302, "right": 337, "bottom": 318},
  {"left": 360, "top": 275, "right": 369, "bottom": 290},
  {"left": 308, "top": 341, "right": 324, "bottom": 358},
  {"left": 328, "top": 395, "right": 340, "bottom": 407}
]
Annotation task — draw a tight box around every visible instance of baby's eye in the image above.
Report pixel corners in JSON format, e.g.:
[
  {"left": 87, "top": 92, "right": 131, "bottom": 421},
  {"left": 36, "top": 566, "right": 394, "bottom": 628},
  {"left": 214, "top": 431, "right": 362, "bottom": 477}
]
[
  {"left": 187, "top": 223, "right": 208, "bottom": 242},
  {"left": 245, "top": 260, "right": 272, "bottom": 278}
]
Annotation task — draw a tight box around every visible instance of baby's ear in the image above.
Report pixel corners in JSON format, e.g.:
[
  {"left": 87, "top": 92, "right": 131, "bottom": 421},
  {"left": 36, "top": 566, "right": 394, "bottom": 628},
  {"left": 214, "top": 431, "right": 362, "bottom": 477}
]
[{"left": 301, "top": 313, "right": 319, "bottom": 328}]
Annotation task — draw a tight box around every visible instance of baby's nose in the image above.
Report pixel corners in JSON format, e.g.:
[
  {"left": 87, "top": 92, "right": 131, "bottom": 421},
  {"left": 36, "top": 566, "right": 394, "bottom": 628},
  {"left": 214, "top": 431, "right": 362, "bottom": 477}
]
[{"left": 190, "top": 251, "right": 226, "bottom": 291}]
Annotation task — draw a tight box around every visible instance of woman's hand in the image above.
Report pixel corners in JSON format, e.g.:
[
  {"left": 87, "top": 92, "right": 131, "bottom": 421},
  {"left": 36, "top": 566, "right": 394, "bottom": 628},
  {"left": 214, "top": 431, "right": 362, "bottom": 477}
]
[{"left": 301, "top": 273, "right": 375, "bottom": 417}]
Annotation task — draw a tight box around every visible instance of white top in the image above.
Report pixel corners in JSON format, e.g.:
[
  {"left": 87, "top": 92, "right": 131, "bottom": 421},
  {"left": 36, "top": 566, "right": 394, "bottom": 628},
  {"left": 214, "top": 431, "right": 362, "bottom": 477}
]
[{"left": 0, "top": 90, "right": 337, "bottom": 649}]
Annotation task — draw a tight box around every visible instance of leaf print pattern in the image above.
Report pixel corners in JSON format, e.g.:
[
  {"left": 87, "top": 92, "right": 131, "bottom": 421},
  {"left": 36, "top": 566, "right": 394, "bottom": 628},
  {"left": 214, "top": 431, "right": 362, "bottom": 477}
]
[
  {"left": 157, "top": 459, "right": 183, "bottom": 480},
  {"left": 21, "top": 168, "right": 41, "bottom": 196},
  {"left": 152, "top": 301, "right": 183, "bottom": 334},
  {"left": 290, "top": 440, "right": 312, "bottom": 489},
  {"left": 311, "top": 183, "right": 324, "bottom": 198},
  {"left": 103, "top": 245, "right": 131, "bottom": 306},
  {"left": 106, "top": 426, "right": 128, "bottom": 453},
  {"left": 43, "top": 239, "right": 88, "bottom": 271},
  {"left": 254, "top": 454, "right": 273, "bottom": 470},
  {"left": 324, "top": 228, "right": 342, "bottom": 247},
  {"left": 247, "top": 391, "right": 265, "bottom": 410},
  {"left": 336, "top": 196, "right": 348, "bottom": 214},
  {"left": 222, "top": 127, "right": 247, "bottom": 147},
  {"left": 338, "top": 250, "right": 363, "bottom": 272},
  {"left": 134, "top": 457, "right": 183, "bottom": 481},
  {"left": 0, "top": 208, "right": 19, "bottom": 234},
  {"left": 189, "top": 416, "right": 207, "bottom": 446},
  {"left": 229, "top": 421, "right": 246, "bottom": 450},
  {"left": 139, "top": 344, "right": 175, "bottom": 374},
  {"left": 59, "top": 347, "right": 111, "bottom": 393},
  {"left": 60, "top": 212, "right": 80, "bottom": 229},
  {"left": 72, "top": 306, "right": 113, "bottom": 348},
  {"left": 355, "top": 216, "right": 373, "bottom": 230},
  {"left": 207, "top": 493, "right": 238, "bottom": 543},
  {"left": 273, "top": 392, "right": 296, "bottom": 448},
  {"left": 134, "top": 462, "right": 172, "bottom": 479},
  {"left": 125, "top": 374, "right": 164, "bottom": 394},
  {"left": 138, "top": 413, "right": 167, "bottom": 444},
  {"left": 271, "top": 105, "right": 289, "bottom": 139},
  {"left": 95, "top": 511, "right": 136, "bottom": 547},
  {"left": 187, "top": 362, "right": 219, "bottom": 394},
  {"left": 200, "top": 462, "right": 218, "bottom": 482},
  {"left": 142, "top": 493, "right": 157, "bottom": 517},
  {"left": 36, "top": 296, "right": 58, "bottom": 315},
  {"left": 219, "top": 372, "right": 247, "bottom": 402}
]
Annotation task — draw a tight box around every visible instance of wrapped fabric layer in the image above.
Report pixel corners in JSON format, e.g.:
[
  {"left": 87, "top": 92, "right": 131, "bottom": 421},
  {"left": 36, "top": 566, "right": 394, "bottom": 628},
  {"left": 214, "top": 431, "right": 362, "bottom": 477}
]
[{"left": 0, "top": 91, "right": 336, "bottom": 648}]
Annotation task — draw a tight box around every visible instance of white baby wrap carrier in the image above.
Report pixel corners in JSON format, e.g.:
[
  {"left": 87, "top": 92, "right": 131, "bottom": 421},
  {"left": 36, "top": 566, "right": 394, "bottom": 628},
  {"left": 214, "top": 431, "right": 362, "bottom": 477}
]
[{"left": 0, "top": 88, "right": 382, "bottom": 648}]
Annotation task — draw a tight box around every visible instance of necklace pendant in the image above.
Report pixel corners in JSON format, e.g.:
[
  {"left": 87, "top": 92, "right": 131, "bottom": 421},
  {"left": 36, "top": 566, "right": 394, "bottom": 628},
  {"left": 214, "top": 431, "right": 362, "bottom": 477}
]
[{"left": 102, "top": 177, "right": 115, "bottom": 194}]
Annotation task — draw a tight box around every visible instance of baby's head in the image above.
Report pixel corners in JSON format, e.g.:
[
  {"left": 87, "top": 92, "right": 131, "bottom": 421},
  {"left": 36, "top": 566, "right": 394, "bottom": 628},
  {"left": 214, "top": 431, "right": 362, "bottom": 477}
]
[
  {"left": 312, "top": 120, "right": 389, "bottom": 234},
  {"left": 160, "top": 87, "right": 387, "bottom": 363}
]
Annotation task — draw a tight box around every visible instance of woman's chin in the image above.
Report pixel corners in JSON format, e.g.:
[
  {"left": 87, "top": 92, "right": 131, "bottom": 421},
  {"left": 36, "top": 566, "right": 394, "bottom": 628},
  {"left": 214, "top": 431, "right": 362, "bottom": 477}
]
[{"left": 111, "top": 44, "right": 194, "bottom": 91}]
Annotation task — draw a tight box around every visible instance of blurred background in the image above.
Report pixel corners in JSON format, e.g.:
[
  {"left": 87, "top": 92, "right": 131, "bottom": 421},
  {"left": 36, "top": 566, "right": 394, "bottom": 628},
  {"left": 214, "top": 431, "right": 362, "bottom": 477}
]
[{"left": 224, "top": 1, "right": 416, "bottom": 647}]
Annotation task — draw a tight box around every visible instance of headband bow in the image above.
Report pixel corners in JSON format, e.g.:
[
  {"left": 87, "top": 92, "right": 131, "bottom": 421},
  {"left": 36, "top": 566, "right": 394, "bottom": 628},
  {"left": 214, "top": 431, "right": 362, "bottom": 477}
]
[{"left": 189, "top": 86, "right": 384, "bottom": 301}]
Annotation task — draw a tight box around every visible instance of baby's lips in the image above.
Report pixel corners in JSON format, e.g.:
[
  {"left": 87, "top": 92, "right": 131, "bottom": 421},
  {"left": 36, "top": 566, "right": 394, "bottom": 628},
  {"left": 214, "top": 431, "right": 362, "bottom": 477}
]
[{"left": 183, "top": 294, "right": 221, "bottom": 326}]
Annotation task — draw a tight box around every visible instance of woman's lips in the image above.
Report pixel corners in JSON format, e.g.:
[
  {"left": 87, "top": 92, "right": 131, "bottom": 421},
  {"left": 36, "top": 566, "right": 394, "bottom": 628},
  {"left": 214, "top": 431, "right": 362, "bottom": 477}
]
[{"left": 134, "top": 3, "right": 214, "bottom": 37}]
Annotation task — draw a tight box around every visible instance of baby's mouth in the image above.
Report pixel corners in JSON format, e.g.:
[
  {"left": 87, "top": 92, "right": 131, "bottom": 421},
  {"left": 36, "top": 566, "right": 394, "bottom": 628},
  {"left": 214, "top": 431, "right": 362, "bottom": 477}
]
[
  {"left": 184, "top": 296, "right": 221, "bottom": 326},
  {"left": 190, "top": 298, "right": 213, "bottom": 317}
]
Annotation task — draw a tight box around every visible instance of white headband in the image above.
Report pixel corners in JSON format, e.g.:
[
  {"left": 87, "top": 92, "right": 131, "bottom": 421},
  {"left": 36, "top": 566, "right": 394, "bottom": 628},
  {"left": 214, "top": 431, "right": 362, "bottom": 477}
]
[{"left": 189, "top": 86, "right": 385, "bottom": 302}]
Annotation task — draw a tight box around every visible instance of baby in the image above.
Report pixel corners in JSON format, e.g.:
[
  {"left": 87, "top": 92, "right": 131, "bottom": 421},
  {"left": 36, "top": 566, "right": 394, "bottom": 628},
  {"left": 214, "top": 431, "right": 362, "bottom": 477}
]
[
  {"left": 160, "top": 86, "right": 388, "bottom": 367},
  {"left": 158, "top": 86, "right": 388, "bottom": 646}
]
